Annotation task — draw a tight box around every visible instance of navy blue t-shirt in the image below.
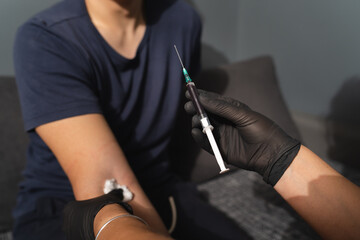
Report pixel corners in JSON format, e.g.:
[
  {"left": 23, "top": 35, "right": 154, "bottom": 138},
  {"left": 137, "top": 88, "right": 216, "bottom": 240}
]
[{"left": 13, "top": 0, "right": 201, "bottom": 218}]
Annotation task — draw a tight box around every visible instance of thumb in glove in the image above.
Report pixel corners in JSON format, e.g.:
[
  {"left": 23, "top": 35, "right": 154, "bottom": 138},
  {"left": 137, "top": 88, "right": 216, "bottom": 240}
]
[{"left": 62, "top": 189, "right": 132, "bottom": 240}]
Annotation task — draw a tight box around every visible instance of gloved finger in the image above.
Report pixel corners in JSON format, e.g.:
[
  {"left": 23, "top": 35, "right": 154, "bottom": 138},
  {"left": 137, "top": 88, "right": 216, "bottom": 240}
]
[
  {"left": 197, "top": 89, "right": 254, "bottom": 126},
  {"left": 184, "top": 101, "right": 197, "bottom": 115},
  {"left": 191, "top": 128, "right": 212, "bottom": 153},
  {"left": 185, "top": 92, "right": 227, "bottom": 126},
  {"left": 192, "top": 115, "right": 202, "bottom": 129},
  {"left": 185, "top": 90, "right": 191, "bottom": 100},
  {"left": 190, "top": 112, "right": 223, "bottom": 144},
  {"left": 185, "top": 90, "right": 240, "bottom": 122},
  {"left": 198, "top": 89, "right": 250, "bottom": 111},
  {"left": 197, "top": 89, "right": 244, "bottom": 107}
]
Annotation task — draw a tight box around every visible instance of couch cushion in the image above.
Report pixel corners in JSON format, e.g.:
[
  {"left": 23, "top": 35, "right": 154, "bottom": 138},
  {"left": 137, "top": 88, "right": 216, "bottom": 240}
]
[
  {"left": 0, "top": 76, "right": 28, "bottom": 232},
  {"left": 169, "top": 56, "right": 301, "bottom": 183}
]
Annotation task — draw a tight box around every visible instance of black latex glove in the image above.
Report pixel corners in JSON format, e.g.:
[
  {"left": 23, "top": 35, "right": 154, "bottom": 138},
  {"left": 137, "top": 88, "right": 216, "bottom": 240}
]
[
  {"left": 184, "top": 89, "right": 301, "bottom": 186},
  {"left": 62, "top": 189, "right": 132, "bottom": 240}
]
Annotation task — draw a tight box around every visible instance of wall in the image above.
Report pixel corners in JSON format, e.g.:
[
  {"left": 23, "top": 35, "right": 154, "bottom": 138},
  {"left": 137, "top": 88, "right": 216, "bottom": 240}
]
[
  {"left": 0, "top": 0, "right": 59, "bottom": 76},
  {"left": 192, "top": 0, "right": 360, "bottom": 118}
]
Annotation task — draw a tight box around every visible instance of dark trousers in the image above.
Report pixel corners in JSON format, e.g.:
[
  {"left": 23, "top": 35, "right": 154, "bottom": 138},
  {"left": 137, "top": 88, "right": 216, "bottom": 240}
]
[
  {"left": 13, "top": 197, "right": 69, "bottom": 240},
  {"left": 13, "top": 181, "right": 251, "bottom": 240},
  {"left": 147, "top": 181, "right": 252, "bottom": 240}
]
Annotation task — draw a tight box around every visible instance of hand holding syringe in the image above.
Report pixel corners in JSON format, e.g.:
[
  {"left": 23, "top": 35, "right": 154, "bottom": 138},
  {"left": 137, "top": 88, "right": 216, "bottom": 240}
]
[{"left": 174, "top": 45, "right": 230, "bottom": 174}]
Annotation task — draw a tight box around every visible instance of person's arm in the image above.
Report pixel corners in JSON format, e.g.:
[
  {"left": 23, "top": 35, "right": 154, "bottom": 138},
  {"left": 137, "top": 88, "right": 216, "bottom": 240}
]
[
  {"left": 36, "top": 113, "right": 169, "bottom": 236},
  {"left": 14, "top": 19, "right": 169, "bottom": 238},
  {"left": 185, "top": 89, "right": 360, "bottom": 239},
  {"left": 93, "top": 204, "right": 173, "bottom": 240},
  {"left": 275, "top": 145, "right": 360, "bottom": 240}
]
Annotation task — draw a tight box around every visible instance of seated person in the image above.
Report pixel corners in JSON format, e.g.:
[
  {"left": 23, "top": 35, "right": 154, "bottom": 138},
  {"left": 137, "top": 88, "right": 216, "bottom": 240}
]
[{"left": 12, "top": 0, "right": 249, "bottom": 239}]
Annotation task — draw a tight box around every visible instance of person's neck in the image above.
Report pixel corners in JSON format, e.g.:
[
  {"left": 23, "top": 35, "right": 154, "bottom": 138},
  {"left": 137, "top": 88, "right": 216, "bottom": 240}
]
[
  {"left": 85, "top": 0, "right": 146, "bottom": 59},
  {"left": 85, "top": 0, "right": 144, "bottom": 31}
]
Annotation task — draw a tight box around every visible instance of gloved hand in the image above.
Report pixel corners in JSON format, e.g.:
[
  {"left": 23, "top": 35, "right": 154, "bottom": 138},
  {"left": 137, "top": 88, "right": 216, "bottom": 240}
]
[
  {"left": 184, "top": 89, "right": 301, "bottom": 186},
  {"left": 62, "top": 189, "right": 132, "bottom": 240}
]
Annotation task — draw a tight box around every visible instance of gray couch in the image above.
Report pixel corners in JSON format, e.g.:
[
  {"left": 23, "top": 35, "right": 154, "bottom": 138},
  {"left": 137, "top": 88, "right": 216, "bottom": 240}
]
[
  {"left": 2, "top": 56, "right": 323, "bottom": 239},
  {"left": 0, "top": 76, "right": 28, "bottom": 235}
]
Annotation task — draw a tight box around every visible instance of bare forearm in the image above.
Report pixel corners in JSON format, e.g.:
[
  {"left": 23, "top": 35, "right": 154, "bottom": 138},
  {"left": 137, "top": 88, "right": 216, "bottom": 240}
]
[
  {"left": 274, "top": 145, "right": 360, "bottom": 239},
  {"left": 94, "top": 204, "right": 173, "bottom": 240},
  {"left": 113, "top": 172, "right": 169, "bottom": 236}
]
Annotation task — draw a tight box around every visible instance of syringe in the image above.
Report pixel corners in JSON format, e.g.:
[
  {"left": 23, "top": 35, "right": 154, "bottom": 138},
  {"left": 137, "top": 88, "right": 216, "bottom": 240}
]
[{"left": 174, "top": 45, "right": 230, "bottom": 174}]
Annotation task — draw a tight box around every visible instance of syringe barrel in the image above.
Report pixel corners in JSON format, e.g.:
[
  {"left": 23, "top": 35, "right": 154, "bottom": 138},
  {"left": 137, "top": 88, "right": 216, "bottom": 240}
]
[{"left": 186, "top": 82, "right": 207, "bottom": 119}]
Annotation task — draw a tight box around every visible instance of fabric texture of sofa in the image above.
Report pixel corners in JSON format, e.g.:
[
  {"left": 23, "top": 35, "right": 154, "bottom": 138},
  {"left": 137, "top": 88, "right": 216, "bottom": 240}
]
[{"left": 0, "top": 76, "right": 28, "bottom": 235}]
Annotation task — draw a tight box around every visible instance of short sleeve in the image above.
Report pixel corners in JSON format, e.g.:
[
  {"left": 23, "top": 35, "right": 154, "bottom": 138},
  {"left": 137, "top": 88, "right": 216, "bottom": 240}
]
[{"left": 14, "top": 22, "right": 101, "bottom": 131}]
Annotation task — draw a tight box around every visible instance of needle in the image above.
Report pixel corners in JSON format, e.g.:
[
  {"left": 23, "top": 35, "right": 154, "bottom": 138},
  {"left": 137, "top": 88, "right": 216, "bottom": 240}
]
[{"left": 174, "top": 45, "right": 185, "bottom": 69}]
